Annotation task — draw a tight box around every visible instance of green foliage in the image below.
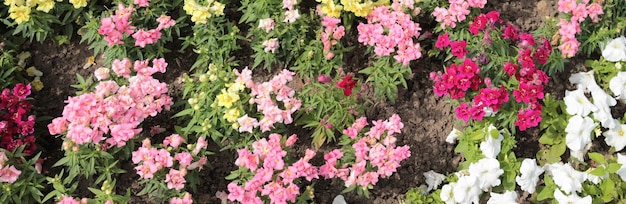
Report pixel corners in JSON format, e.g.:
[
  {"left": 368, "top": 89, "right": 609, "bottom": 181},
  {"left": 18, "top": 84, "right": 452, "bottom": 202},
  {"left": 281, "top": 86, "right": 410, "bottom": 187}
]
[
  {"left": 359, "top": 55, "right": 411, "bottom": 103},
  {"left": 180, "top": 17, "right": 242, "bottom": 73},
  {"left": 0, "top": 147, "right": 47, "bottom": 204},
  {"left": 0, "top": 48, "right": 17, "bottom": 89},
  {"left": 537, "top": 94, "right": 569, "bottom": 165},
  {"left": 403, "top": 187, "right": 444, "bottom": 204}
]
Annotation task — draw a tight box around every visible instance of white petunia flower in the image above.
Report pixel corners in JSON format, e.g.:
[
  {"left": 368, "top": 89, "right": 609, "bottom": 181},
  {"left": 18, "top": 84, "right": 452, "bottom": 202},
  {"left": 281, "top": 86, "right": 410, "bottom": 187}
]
[
  {"left": 603, "top": 124, "right": 626, "bottom": 151},
  {"left": 591, "top": 88, "right": 618, "bottom": 129},
  {"left": 480, "top": 125, "right": 504, "bottom": 159},
  {"left": 446, "top": 128, "right": 462, "bottom": 144},
  {"left": 563, "top": 88, "right": 597, "bottom": 116},
  {"left": 453, "top": 175, "right": 481, "bottom": 204},
  {"left": 565, "top": 115, "right": 597, "bottom": 153},
  {"left": 548, "top": 163, "right": 586, "bottom": 194},
  {"left": 569, "top": 70, "right": 602, "bottom": 93},
  {"left": 332, "top": 195, "right": 347, "bottom": 204},
  {"left": 516, "top": 158, "right": 544, "bottom": 194},
  {"left": 553, "top": 189, "right": 592, "bottom": 204},
  {"left": 469, "top": 158, "right": 504, "bottom": 191},
  {"left": 602, "top": 36, "right": 626, "bottom": 62},
  {"left": 610, "top": 71, "right": 626, "bottom": 101},
  {"left": 615, "top": 154, "right": 626, "bottom": 181},
  {"left": 423, "top": 170, "right": 446, "bottom": 193},
  {"left": 487, "top": 191, "right": 519, "bottom": 204},
  {"left": 440, "top": 183, "right": 456, "bottom": 204}
]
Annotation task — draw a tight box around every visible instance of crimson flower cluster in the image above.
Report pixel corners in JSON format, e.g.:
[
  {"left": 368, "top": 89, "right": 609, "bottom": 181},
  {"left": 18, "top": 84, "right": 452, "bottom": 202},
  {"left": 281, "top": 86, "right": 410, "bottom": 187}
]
[
  {"left": 0, "top": 84, "right": 36, "bottom": 155},
  {"left": 431, "top": 11, "right": 552, "bottom": 131},
  {"left": 336, "top": 74, "right": 357, "bottom": 96}
]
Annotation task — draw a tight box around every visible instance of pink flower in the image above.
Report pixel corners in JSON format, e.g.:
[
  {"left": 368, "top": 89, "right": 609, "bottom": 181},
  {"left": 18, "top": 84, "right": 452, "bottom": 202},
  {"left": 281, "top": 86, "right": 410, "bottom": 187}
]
[
  {"left": 175, "top": 152, "right": 193, "bottom": 167},
  {"left": 559, "top": 37, "right": 580, "bottom": 58},
  {"left": 514, "top": 108, "right": 542, "bottom": 131},
  {"left": 156, "top": 15, "right": 176, "bottom": 30},
  {"left": 149, "top": 125, "right": 166, "bottom": 136},
  {"left": 450, "top": 40, "right": 468, "bottom": 59},
  {"left": 237, "top": 115, "right": 259, "bottom": 133},
  {"left": 235, "top": 148, "right": 259, "bottom": 171},
  {"left": 163, "top": 134, "right": 185, "bottom": 148},
  {"left": 0, "top": 165, "right": 21, "bottom": 183},
  {"left": 467, "top": 0, "right": 487, "bottom": 8},
  {"left": 165, "top": 169, "right": 187, "bottom": 190},
  {"left": 133, "top": 0, "right": 150, "bottom": 7},
  {"left": 13, "top": 83, "right": 30, "bottom": 99},
  {"left": 317, "top": 74, "right": 332, "bottom": 83},
  {"left": 132, "top": 29, "right": 161, "bottom": 48},
  {"left": 284, "top": 134, "right": 298, "bottom": 147},
  {"left": 170, "top": 192, "right": 193, "bottom": 204},
  {"left": 258, "top": 18, "right": 275, "bottom": 33},
  {"left": 112, "top": 58, "right": 132, "bottom": 78},
  {"left": 586, "top": 3, "right": 603, "bottom": 22},
  {"left": 152, "top": 58, "right": 168, "bottom": 74},
  {"left": 57, "top": 195, "right": 80, "bottom": 204},
  {"left": 262, "top": 38, "right": 279, "bottom": 53},
  {"left": 192, "top": 137, "right": 207, "bottom": 156},
  {"left": 558, "top": 0, "right": 577, "bottom": 13},
  {"left": 227, "top": 182, "right": 245, "bottom": 202},
  {"left": 435, "top": 33, "right": 450, "bottom": 50},
  {"left": 135, "top": 160, "right": 158, "bottom": 179},
  {"left": 94, "top": 67, "right": 110, "bottom": 81}
]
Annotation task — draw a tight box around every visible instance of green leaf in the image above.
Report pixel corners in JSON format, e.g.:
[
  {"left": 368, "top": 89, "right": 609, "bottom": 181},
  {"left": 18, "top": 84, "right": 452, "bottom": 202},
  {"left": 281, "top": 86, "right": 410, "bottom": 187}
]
[
  {"left": 607, "top": 163, "right": 622, "bottom": 173},
  {"left": 589, "top": 152, "right": 607, "bottom": 164},
  {"left": 589, "top": 167, "right": 606, "bottom": 177}
]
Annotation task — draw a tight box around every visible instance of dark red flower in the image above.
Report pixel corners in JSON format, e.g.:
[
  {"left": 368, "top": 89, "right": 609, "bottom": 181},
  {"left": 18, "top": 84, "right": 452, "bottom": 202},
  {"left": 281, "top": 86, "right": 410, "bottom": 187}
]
[{"left": 336, "top": 74, "right": 357, "bottom": 96}]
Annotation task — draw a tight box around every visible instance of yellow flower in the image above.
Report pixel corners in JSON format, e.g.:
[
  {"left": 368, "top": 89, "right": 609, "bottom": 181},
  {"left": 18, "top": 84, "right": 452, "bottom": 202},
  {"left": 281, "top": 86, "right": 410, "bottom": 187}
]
[
  {"left": 31, "top": 77, "right": 43, "bottom": 91},
  {"left": 26, "top": 66, "right": 43, "bottom": 77},
  {"left": 35, "top": 0, "right": 55, "bottom": 12},
  {"left": 9, "top": 5, "right": 31, "bottom": 24},
  {"left": 191, "top": 6, "right": 211, "bottom": 24},
  {"left": 183, "top": 0, "right": 199, "bottom": 15},
  {"left": 69, "top": 0, "right": 87, "bottom": 8},
  {"left": 210, "top": 2, "right": 225, "bottom": 16},
  {"left": 216, "top": 89, "right": 239, "bottom": 108},
  {"left": 321, "top": 1, "right": 343, "bottom": 18},
  {"left": 227, "top": 81, "right": 245, "bottom": 93},
  {"left": 224, "top": 108, "right": 240, "bottom": 123}
]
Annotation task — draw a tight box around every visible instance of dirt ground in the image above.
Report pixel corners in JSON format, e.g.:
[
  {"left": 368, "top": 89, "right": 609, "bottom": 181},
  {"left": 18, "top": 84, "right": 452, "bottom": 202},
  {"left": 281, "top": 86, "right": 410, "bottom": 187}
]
[{"left": 24, "top": 0, "right": 581, "bottom": 203}]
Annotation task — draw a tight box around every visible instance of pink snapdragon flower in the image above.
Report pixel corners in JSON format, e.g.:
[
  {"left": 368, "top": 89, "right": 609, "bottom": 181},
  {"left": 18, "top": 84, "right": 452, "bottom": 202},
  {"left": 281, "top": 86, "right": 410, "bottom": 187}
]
[
  {"left": 258, "top": 18, "right": 275, "bottom": 33},
  {"left": 262, "top": 38, "right": 279, "bottom": 53},
  {"left": 134, "top": 0, "right": 150, "bottom": 7},
  {"left": 0, "top": 164, "right": 21, "bottom": 183},
  {"left": 170, "top": 192, "right": 193, "bottom": 204},
  {"left": 166, "top": 168, "right": 187, "bottom": 190},
  {"left": 357, "top": 5, "right": 422, "bottom": 65}
]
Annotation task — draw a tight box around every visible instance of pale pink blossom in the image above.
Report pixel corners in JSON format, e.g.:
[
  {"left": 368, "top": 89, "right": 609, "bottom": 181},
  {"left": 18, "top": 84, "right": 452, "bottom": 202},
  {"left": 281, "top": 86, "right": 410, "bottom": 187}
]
[{"left": 262, "top": 38, "right": 279, "bottom": 53}]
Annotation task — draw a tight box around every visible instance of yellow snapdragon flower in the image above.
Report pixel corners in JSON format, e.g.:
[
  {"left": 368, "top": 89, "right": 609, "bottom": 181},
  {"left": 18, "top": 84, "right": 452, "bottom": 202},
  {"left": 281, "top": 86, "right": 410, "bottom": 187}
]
[
  {"left": 227, "top": 81, "right": 245, "bottom": 93},
  {"left": 9, "top": 5, "right": 31, "bottom": 24},
  {"left": 216, "top": 89, "right": 239, "bottom": 108},
  {"left": 69, "top": 0, "right": 87, "bottom": 8},
  {"left": 321, "top": 1, "right": 343, "bottom": 18},
  {"left": 210, "top": 2, "right": 225, "bottom": 16},
  {"left": 35, "top": 0, "right": 55, "bottom": 12},
  {"left": 223, "top": 108, "right": 240, "bottom": 123},
  {"left": 191, "top": 7, "right": 211, "bottom": 24}
]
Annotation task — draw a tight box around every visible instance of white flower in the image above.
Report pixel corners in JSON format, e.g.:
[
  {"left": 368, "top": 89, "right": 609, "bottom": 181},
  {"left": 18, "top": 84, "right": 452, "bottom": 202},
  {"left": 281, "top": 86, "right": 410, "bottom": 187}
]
[
  {"left": 563, "top": 88, "right": 597, "bottom": 116},
  {"left": 423, "top": 170, "right": 446, "bottom": 193},
  {"left": 332, "top": 195, "right": 347, "bottom": 204},
  {"left": 554, "top": 189, "right": 592, "bottom": 204},
  {"left": 602, "top": 36, "right": 626, "bottom": 62},
  {"left": 586, "top": 167, "right": 608, "bottom": 185},
  {"left": 565, "top": 115, "right": 597, "bottom": 152},
  {"left": 469, "top": 158, "right": 504, "bottom": 191},
  {"left": 480, "top": 125, "right": 504, "bottom": 159},
  {"left": 446, "top": 128, "right": 462, "bottom": 144},
  {"left": 440, "top": 183, "right": 456, "bottom": 204},
  {"left": 487, "top": 191, "right": 519, "bottom": 204},
  {"left": 610, "top": 71, "right": 626, "bottom": 101},
  {"left": 453, "top": 176, "right": 481, "bottom": 204},
  {"left": 616, "top": 154, "right": 626, "bottom": 181},
  {"left": 591, "top": 88, "right": 618, "bottom": 129},
  {"left": 516, "top": 158, "right": 544, "bottom": 194},
  {"left": 548, "top": 163, "right": 586, "bottom": 194},
  {"left": 283, "top": 9, "right": 300, "bottom": 23},
  {"left": 569, "top": 70, "right": 601, "bottom": 93},
  {"left": 603, "top": 124, "right": 626, "bottom": 151}
]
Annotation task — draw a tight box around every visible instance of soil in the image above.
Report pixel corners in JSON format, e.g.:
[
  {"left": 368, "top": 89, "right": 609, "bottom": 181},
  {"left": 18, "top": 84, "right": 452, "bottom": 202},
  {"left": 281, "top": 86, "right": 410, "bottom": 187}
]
[{"left": 22, "top": 0, "right": 597, "bottom": 204}]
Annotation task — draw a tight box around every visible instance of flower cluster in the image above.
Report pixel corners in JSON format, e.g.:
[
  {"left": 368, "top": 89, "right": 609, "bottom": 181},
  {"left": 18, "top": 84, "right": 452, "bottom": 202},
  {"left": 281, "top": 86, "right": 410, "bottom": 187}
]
[
  {"left": 48, "top": 58, "right": 173, "bottom": 148},
  {"left": 321, "top": 16, "right": 346, "bottom": 60},
  {"left": 98, "top": 4, "right": 176, "bottom": 47},
  {"left": 556, "top": 0, "right": 603, "bottom": 58},
  {"left": 227, "top": 133, "right": 315, "bottom": 204},
  {"left": 0, "top": 84, "right": 36, "bottom": 155},
  {"left": 432, "top": 11, "right": 552, "bottom": 131},
  {"left": 440, "top": 158, "right": 504, "bottom": 203},
  {"left": 233, "top": 68, "right": 301, "bottom": 133},
  {"left": 316, "top": 0, "right": 389, "bottom": 18},
  {"left": 4, "top": 0, "right": 56, "bottom": 24},
  {"left": 320, "top": 114, "right": 411, "bottom": 189},
  {"left": 0, "top": 151, "right": 21, "bottom": 183},
  {"left": 432, "top": 0, "right": 487, "bottom": 29},
  {"left": 357, "top": 4, "right": 422, "bottom": 65},
  {"left": 183, "top": 0, "right": 226, "bottom": 24},
  {"left": 282, "top": 0, "right": 301, "bottom": 23},
  {"left": 132, "top": 136, "right": 208, "bottom": 190}
]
